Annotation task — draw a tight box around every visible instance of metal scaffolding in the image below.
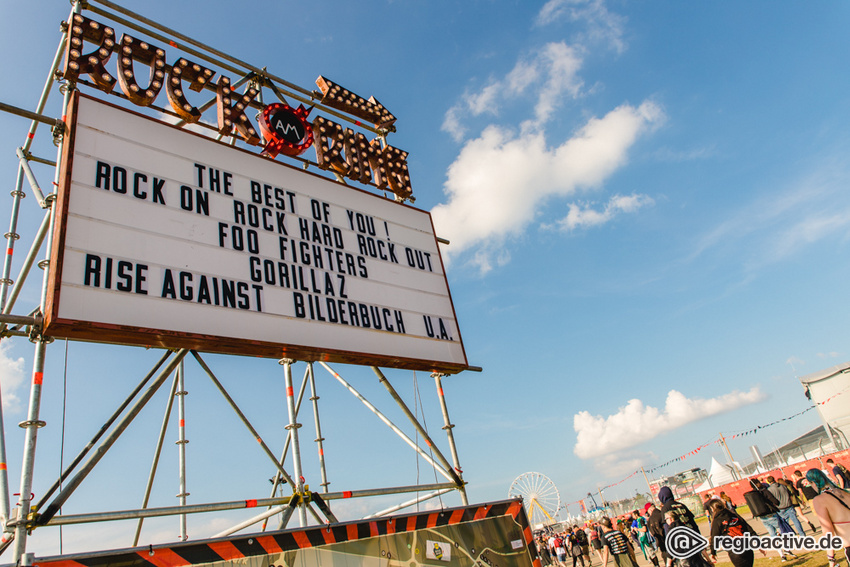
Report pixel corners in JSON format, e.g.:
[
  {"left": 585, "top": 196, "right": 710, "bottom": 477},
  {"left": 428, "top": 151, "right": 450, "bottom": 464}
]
[{"left": 0, "top": 0, "right": 474, "bottom": 561}]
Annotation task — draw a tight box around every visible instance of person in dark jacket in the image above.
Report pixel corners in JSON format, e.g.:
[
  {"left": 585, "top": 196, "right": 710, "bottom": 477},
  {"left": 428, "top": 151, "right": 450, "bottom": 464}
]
[
  {"left": 742, "top": 478, "right": 793, "bottom": 560},
  {"left": 657, "top": 487, "right": 707, "bottom": 567},
  {"left": 707, "top": 499, "right": 765, "bottom": 567},
  {"left": 658, "top": 486, "right": 699, "bottom": 532},
  {"left": 569, "top": 528, "right": 586, "bottom": 567},
  {"left": 663, "top": 509, "right": 711, "bottom": 567},
  {"left": 645, "top": 502, "right": 667, "bottom": 563}
]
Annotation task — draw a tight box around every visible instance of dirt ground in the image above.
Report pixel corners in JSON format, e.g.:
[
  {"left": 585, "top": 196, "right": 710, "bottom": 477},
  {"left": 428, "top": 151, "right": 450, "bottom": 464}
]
[{"left": 570, "top": 506, "right": 841, "bottom": 567}]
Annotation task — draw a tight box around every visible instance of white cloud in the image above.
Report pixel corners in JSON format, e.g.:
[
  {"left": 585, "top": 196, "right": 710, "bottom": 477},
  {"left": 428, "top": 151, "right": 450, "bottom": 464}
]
[
  {"left": 433, "top": 2, "right": 651, "bottom": 272},
  {"left": 441, "top": 41, "right": 584, "bottom": 143},
  {"left": 442, "top": 106, "right": 467, "bottom": 143},
  {"left": 689, "top": 160, "right": 850, "bottom": 275},
  {"left": 506, "top": 60, "right": 540, "bottom": 96},
  {"left": 536, "top": 0, "right": 626, "bottom": 54},
  {"left": 0, "top": 341, "right": 25, "bottom": 412},
  {"left": 466, "top": 82, "right": 503, "bottom": 116},
  {"left": 432, "top": 101, "right": 663, "bottom": 271},
  {"left": 530, "top": 43, "right": 584, "bottom": 128},
  {"left": 537, "top": 0, "right": 571, "bottom": 26},
  {"left": 573, "top": 387, "right": 766, "bottom": 460},
  {"left": 552, "top": 193, "right": 654, "bottom": 232}
]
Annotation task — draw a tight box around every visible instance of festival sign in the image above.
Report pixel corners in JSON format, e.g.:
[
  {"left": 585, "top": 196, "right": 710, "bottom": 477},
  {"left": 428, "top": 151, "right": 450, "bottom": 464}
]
[
  {"left": 61, "top": 14, "right": 414, "bottom": 201},
  {"left": 45, "top": 94, "right": 469, "bottom": 372}
]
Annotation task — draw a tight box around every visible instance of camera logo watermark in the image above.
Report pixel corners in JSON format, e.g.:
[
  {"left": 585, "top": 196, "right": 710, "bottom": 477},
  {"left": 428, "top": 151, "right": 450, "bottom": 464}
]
[{"left": 666, "top": 526, "right": 709, "bottom": 559}]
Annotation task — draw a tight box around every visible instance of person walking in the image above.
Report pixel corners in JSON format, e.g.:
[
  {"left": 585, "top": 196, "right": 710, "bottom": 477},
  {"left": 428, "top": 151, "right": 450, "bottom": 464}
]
[
  {"left": 743, "top": 477, "right": 793, "bottom": 561},
  {"left": 549, "top": 532, "right": 565, "bottom": 567},
  {"left": 719, "top": 492, "right": 736, "bottom": 512},
  {"left": 794, "top": 469, "right": 819, "bottom": 511},
  {"left": 646, "top": 502, "right": 669, "bottom": 567},
  {"left": 766, "top": 475, "right": 804, "bottom": 535},
  {"left": 554, "top": 532, "right": 568, "bottom": 567},
  {"left": 826, "top": 459, "right": 850, "bottom": 489},
  {"left": 707, "top": 498, "right": 765, "bottom": 567},
  {"left": 570, "top": 527, "right": 587, "bottom": 567},
  {"left": 631, "top": 509, "right": 659, "bottom": 567},
  {"left": 589, "top": 521, "right": 606, "bottom": 565},
  {"left": 663, "top": 510, "right": 711, "bottom": 567},
  {"left": 538, "top": 536, "right": 554, "bottom": 567},
  {"left": 658, "top": 487, "right": 699, "bottom": 531},
  {"left": 807, "top": 468, "right": 850, "bottom": 567},
  {"left": 599, "top": 517, "right": 638, "bottom": 567},
  {"left": 777, "top": 477, "right": 817, "bottom": 533},
  {"left": 617, "top": 518, "right": 639, "bottom": 566},
  {"left": 574, "top": 524, "right": 592, "bottom": 566}
]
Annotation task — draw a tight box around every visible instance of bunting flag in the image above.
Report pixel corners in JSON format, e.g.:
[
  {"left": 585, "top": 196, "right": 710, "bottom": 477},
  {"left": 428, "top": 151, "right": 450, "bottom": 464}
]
[
  {"left": 576, "top": 390, "right": 850, "bottom": 508},
  {"left": 727, "top": 386, "right": 848, "bottom": 439},
  {"left": 599, "top": 469, "right": 639, "bottom": 491},
  {"left": 729, "top": 406, "right": 814, "bottom": 439},
  {"left": 644, "top": 438, "right": 720, "bottom": 474}
]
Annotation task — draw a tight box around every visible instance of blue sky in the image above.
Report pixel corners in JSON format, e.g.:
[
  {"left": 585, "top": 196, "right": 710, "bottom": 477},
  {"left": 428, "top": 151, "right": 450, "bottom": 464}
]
[{"left": 1, "top": 0, "right": 850, "bottom": 556}]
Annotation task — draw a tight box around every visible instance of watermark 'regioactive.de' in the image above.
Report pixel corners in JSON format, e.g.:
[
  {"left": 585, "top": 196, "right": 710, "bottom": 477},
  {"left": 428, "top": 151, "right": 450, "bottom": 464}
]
[
  {"left": 665, "top": 525, "right": 845, "bottom": 559},
  {"left": 714, "top": 534, "right": 844, "bottom": 554}
]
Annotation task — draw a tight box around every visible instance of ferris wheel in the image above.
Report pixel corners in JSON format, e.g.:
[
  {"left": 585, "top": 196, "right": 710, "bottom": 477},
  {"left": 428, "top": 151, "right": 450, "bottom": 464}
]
[{"left": 508, "top": 472, "right": 561, "bottom": 525}]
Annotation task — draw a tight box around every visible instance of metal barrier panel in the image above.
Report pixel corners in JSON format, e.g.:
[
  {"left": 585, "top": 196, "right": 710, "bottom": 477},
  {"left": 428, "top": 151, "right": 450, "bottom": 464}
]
[{"left": 27, "top": 499, "right": 539, "bottom": 567}]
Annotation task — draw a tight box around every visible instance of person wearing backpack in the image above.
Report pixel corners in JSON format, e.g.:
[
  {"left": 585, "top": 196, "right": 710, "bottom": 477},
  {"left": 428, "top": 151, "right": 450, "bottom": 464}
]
[
  {"left": 827, "top": 459, "right": 850, "bottom": 489},
  {"left": 707, "top": 498, "right": 765, "bottom": 567},
  {"left": 742, "top": 478, "right": 794, "bottom": 560},
  {"left": 569, "top": 527, "right": 587, "bottom": 567},
  {"left": 630, "top": 509, "right": 659, "bottom": 567},
  {"left": 573, "top": 524, "right": 591, "bottom": 566}
]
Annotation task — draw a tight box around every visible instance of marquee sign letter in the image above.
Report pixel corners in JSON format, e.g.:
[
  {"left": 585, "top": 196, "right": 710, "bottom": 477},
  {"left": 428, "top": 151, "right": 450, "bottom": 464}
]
[
  {"left": 116, "top": 34, "right": 166, "bottom": 107},
  {"left": 369, "top": 141, "right": 412, "bottom": 200},
  {"left": 63, "top": 14, "right": 117, "bottom": 92},
  {"left": 216, "top": 76, "right": 260, "bottom": 145},
  {"left": 166, "top": 58, "right": 215, "bottom": 123}
]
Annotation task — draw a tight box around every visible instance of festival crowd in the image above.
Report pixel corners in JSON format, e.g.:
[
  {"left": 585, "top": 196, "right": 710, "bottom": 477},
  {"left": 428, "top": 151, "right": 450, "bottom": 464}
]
[{"left": 534, "top": 460, "right": 850, "bottom": 567}]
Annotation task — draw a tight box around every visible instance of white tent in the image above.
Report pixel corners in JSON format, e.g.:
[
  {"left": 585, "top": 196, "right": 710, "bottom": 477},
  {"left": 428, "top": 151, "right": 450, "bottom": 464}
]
[{"left": 695, "top": 457, "right": 744, "bottom": 492}]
